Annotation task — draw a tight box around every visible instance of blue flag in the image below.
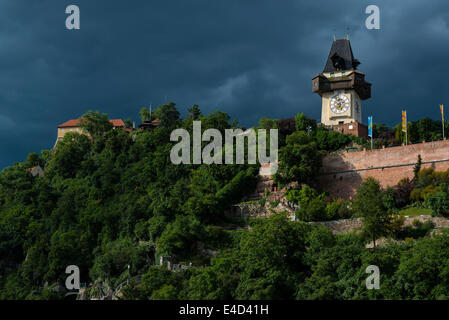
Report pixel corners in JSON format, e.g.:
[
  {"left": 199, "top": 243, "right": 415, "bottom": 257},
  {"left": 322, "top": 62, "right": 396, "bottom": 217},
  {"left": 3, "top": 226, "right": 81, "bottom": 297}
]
[{"left": 368, "top": 116, "right": 373, "bottom": 138}]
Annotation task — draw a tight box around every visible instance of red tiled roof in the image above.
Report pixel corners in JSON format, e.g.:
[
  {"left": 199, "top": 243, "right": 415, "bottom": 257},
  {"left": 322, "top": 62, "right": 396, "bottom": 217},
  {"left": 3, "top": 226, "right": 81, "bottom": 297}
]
[
  {"left": 58, "top": 119, "right": 126, "bottom": 128},
  {"left": 57, "top": 119, "right": 80, "bottom": 128},
  {"left": 152, "top": 118, "right": 160, "bottom": 123},
  {"left": 109, "top": 119, "right": 126, "bottom": 127}
]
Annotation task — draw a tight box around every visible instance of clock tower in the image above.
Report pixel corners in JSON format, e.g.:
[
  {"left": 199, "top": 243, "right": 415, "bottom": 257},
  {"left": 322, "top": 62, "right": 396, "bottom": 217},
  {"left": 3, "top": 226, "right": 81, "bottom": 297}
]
[{"left": 312, "top": 38, "right": 371, "bottom": 137}]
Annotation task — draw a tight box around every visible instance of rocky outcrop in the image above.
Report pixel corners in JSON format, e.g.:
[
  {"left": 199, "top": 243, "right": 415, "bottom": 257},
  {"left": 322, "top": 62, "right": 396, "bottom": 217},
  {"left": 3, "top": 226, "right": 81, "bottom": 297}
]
[
  {"left": 313, "top": 218, "right": 363, "bottom": 234},
  {"left": 226, "top": 196, "right": 297, "bottom": 220},
  {"left": 313, "top": 215, "right": 449, "bottom": 235}
]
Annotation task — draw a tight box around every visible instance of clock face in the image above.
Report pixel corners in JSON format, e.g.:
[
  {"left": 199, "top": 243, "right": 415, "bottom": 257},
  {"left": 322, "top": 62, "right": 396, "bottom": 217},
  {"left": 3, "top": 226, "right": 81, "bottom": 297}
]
[{"left": 330, "top": 94, "right": 350, "bottom": 114}]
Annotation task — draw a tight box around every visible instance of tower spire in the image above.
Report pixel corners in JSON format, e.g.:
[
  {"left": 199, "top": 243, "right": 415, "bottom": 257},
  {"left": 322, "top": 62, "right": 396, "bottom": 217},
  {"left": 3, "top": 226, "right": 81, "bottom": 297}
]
[{"left": 312, "top": 38, "right": 372, "bottom": 138}]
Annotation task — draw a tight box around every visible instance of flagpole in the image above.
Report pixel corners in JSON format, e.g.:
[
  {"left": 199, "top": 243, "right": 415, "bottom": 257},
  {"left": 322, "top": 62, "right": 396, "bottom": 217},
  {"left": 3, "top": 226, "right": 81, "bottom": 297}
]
[
  {"left": 402, "top": 110, "right": 408, "bottom": 146},
  {"left": 441, "top": 105, "right": 445, "bottom": 140},
  {"left": 406, "top": 125, "right": 408, "bottom": 146},
  {"left": 406, "top": 111, "right": 408, "bottom": 145},
  {"left": 368, "top": 116, "right": 373, "bottom": 150},
  {"left": 443, "top": 118, "right": 445, "bottom": 140}
]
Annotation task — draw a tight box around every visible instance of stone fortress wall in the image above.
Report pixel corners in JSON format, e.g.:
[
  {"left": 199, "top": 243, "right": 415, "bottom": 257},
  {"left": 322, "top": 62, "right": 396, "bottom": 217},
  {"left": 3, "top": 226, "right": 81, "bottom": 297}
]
[{"left": 316, "top": 139, "right": 449, "bottom": 199}]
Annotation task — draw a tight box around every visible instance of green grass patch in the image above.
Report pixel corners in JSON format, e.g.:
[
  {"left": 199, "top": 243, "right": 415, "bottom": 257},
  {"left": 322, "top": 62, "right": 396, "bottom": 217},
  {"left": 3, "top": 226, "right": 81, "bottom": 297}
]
[{"left": 399, "top": 207, "right": 433, "bottom": 217}]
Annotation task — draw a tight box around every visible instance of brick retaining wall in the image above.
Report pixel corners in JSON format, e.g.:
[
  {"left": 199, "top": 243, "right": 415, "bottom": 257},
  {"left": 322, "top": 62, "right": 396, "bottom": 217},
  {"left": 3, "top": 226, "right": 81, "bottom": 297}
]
[{"left": 316, "top": 139, "right": 449, "bottom": 199}]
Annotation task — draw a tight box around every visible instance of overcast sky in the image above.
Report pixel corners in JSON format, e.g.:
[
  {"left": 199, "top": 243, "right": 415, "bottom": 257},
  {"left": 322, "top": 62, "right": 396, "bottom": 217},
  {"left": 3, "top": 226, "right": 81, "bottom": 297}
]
[{"left": 0, "top": 0, "right": 448, "bottom": 168}]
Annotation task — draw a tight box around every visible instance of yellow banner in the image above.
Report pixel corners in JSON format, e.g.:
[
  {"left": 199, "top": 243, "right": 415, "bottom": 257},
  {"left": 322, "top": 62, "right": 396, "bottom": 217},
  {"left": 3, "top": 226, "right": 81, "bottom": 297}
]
[
  {"left": 402, "top": 110, "right": 407, "bottom": 132},
  {"left": 441, "top": 105, "right": 444, "bottom": 122}
]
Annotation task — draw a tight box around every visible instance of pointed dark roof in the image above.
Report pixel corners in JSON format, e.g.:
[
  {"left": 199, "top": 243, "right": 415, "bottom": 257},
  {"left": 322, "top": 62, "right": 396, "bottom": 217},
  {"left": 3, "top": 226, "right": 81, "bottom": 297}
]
[{"left": 323, "top": 39, "right": 360, "bottom": 73}]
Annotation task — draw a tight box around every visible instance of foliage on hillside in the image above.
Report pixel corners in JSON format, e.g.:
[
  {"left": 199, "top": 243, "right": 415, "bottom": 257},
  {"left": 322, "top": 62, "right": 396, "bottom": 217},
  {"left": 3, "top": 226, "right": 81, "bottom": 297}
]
[
  {"left": 0, "top": 103, "right": 258, "bottom": 299},
  {"left": 1, "top": 106, "right": 449, "bottom": 300}
]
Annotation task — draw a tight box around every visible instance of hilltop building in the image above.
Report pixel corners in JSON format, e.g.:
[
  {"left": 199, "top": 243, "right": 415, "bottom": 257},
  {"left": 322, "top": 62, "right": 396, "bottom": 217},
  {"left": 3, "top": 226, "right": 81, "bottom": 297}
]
[
  {"left": 138, "top": 118, "right": 160, "bottom": 130},
  {"left": 313, "top": 38, "right": 371, "bottom": 137},
  {"left": 56, "top": 118, "right": 127, "bottom": 142}
]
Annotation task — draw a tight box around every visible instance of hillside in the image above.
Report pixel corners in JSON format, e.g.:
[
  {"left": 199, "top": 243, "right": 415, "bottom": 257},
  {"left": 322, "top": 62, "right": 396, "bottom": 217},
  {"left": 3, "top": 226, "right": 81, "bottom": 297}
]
[{"left": 2, "top": 104, "right": 449, "bottom": 300}]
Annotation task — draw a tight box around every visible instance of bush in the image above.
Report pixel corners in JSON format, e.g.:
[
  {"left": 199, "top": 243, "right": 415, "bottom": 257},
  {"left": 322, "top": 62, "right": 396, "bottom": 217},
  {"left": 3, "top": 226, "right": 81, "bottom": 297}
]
[
  {"left": 424, "top": 184, "right": 449, "bottom": 217},
  {"left": 393, "top": 219, "right": 434, "bottom": 240},
  {"left": 157, "top": 215, "right": 206, "bottom": 258},
  {"left": 286, "top": 186, "right": 327, "bottom": 222},
  {"left": 89, "top": 238, "right": 149, "bottom": 285},
  {"left": 325, "top": 199, "right": 352, "bottom": 220},
  {"left": 411, "top": 185, "right": 439, "bottom": 203},
  {"left": 394, "top": 178, "right": 414, "bottom": 208},
  {"left": 315, "top": 128, "right": 351, "bottom": 151}
]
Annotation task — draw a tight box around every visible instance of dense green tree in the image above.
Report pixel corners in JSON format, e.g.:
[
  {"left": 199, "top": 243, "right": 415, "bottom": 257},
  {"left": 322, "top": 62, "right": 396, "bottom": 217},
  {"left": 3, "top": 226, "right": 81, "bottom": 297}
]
[
  {"left": 153, "top": 102, "right": 180, "bottom": 129},
  {"left": 89, "top": 238, "right": 150, "bottom": 287},
  {"left": 394, "top": 117, "right": 446, "bottom": 144},
  {"left": 157, "top": 215, "right": 206, "bottom": 258},
  {"left": 295, "top": 113, "right": 316, "bottom": 134},
  {"left": 315, "top": 127, "right": 351, "bottom": 151},
  {"left": 79, "top": 110, "right": 113, "bottom": 140},
  {"left": 45, "top": 133, "right": 91, "bottom": 180},
  {"left": 274, "top": 131, "right": 323, "bottom": 186},
  {"left": 414, "top": 154, "right": 422, "bottom": 180},
  {"left": 353, "top": 178, "right": 397, "bottom": 247},
  {"left": 258, "top": 117, "right": 278, "bottom": 130},
  {"left": 4, "top": 107, "right": 449, "bottom": 301},
  {"left": 187, "top": 104, "right": 202, "bottom": 121},
  {"left": 139, "top": 107, "right": 151, "bottom": 122},
  {"left": 325, "top": 199, "right": 352, "bottom": 220},
  {"left": 424, "top": 183, "right": 449, "bottom": 217},
  {"left": 391, "top": 231, "right": 449, "bottom": 299},
  {"left": 286, "top": 186, "right": 327, "bottom": 222},
  {"left": 394, "top": 122, "right": 413, "bottom": 145},
  {"left": 236, "top": 214, "right": 311, "bottom": 299},
  {"left": 296, "top": 232, "right": 368, "bottom": 300}
]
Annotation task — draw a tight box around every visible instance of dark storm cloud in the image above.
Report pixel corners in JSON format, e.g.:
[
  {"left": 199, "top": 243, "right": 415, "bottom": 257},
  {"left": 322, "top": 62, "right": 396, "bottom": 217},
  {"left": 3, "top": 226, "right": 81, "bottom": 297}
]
[{"left": 0, "top": 0, "right": 449, "bottom": 168}]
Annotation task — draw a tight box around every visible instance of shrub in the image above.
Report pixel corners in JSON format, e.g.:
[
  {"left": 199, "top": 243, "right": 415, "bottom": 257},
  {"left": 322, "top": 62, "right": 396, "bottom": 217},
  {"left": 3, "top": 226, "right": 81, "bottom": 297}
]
[
  {"left": 424, "top": 184, "right": 449, "bottom": 217},
  {"left": 413, "top": 185, "right": 440, "bottom": 202},
  {"left": 286, "top": 186, "right": 327, "bottom": 222},
  {"left": 393, "top": 220, "right": 435, "bottom": 240},
  {"left": 315, "top": 128, "right": 351, "bottom": 151},
  {"left": 394, "top": 178, "right": 414, "bottom": 208},
  {"left": 157, "top": 215, "right": 206, "bottom": 258},
  {"left": 325, "top": 199, "right": 352, "bottom": 220},
  {"left": 404, "top": 237, "right": 414, "bottom": 243}
]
